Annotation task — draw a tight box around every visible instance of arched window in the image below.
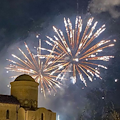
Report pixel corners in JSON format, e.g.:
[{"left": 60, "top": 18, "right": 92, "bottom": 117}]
[
  {"left": 41, "top": 113, "right": 45, "bottom": 120},
  {"left": 41, "top": 113, "right": 43, "bottom": 120},
  {"left": 6, "top": 110, "right": 9, "bottom": 119}
]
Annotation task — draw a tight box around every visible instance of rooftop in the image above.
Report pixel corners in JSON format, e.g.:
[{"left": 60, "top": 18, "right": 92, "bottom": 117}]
[
  {"left": 0, "top": 95, "right": 20, "bottom": 105},
  {"left": 15, "top": 74, "right": 35, "bottom": 82}
]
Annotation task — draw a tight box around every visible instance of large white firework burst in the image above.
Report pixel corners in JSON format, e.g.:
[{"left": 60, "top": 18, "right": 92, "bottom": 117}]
[{"left": 45, "top": 16, "right": 116, "bottom": 86}]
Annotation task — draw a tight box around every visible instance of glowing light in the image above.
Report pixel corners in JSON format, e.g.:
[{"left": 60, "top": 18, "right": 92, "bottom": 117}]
[
  {"left": 46, "top": 16, "right": 115, "bottom": 86},
  {"left": 6, "top": 40, "right": 62, "bottom": 97},
  {"left": 57, "top": 115, "right": 60, "bottom": 120},
  {"left": 36, "top": 34, "right": 40, "bottom": 38},
  {"left": 102, "top": 96, "right": 105, "bottom": 99},
  {"left": 115, "top": 79, "right": 118, "bottom": 82}
]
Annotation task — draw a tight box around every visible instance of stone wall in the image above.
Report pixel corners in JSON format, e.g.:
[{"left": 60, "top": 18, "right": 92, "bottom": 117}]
[{"left": 0, "top": 103, "right": 19, "bottom": 120}]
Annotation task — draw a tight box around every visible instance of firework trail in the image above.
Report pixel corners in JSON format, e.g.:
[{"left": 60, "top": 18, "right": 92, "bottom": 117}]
[
  {"left": 5, "top": 39, "right": 61, "bottom": 97},
  {"left": 46, "top": 16, "right": 116, "bottom": 86}
]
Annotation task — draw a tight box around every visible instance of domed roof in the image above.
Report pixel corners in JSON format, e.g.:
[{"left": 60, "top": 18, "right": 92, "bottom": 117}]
[{"left": 15, "top": 74, "right": 35, "bottom": 82}]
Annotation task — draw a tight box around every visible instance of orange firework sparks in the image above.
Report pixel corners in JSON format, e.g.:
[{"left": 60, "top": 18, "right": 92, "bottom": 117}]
[
  {"left": 5, "top": 40, "right": 61, "bottom": 97},
  {"left": 46, "top": 16, "right": 116, "bottom": 86}
]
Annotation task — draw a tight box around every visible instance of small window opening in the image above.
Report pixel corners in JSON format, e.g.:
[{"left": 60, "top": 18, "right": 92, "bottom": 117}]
[
  {"left": 6, "top": 110, "right": 9, "bottom": 119},
  {"left": 41, "top": 113, "right": 43, "bottom": 120}
]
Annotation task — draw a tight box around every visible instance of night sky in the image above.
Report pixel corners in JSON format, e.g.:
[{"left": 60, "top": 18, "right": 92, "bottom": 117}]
[{"left": 0, "top": 0, "right": 120, "bottom": 120}]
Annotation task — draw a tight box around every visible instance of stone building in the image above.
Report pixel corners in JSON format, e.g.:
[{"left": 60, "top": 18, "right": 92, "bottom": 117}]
[{"left": 0, "top": 74, "right": 56, "bottom": 120}]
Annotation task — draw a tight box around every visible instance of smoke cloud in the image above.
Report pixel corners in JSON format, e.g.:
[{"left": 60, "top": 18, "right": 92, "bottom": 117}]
[{"left": 88, "top": 0, "right": 120, "bottom": 18}]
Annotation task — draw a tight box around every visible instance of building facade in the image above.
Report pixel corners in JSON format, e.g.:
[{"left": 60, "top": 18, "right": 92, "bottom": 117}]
[{"left": 0, "top": 74, "right": 56, "bottom": 120}]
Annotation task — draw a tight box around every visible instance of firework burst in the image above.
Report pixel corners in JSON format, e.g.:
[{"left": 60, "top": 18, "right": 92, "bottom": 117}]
[
  {"left": 46, "top": 16, "right": 116, "bottom": 86},
  {"left": 6, "top": 40, "right": 61, "bottom": 97}
]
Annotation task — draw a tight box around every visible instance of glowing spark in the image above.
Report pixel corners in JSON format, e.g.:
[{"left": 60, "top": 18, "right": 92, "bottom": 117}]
[
  {"left": 102, "top": 97, "right": 105, "bottom": 99},
  {"left": 115, "top": 79, "right": 118, "bottom": 82},
  {"left": 58, "top": 115, "right": 60, "bottom": 120},
  {"left": 36, "top": 34, "right": 40, "bottom": 38}
]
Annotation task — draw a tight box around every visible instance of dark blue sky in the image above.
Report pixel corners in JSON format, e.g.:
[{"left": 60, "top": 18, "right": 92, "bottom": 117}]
[{"left": 0, "top": 0, "right": 120, "bottom": 120}]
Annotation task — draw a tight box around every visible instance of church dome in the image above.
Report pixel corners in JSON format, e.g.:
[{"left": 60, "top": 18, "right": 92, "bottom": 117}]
[{"left": 15, "top": 74, "right": 35, "bottom": 82}]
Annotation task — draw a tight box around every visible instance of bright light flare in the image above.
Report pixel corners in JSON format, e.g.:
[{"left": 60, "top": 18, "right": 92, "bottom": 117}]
[
  {"left": 5, "top": 40, "right": 62, "bottom": 97},
  {"left": 46, "top": 16, "right": 115, "bottom": 86}
]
